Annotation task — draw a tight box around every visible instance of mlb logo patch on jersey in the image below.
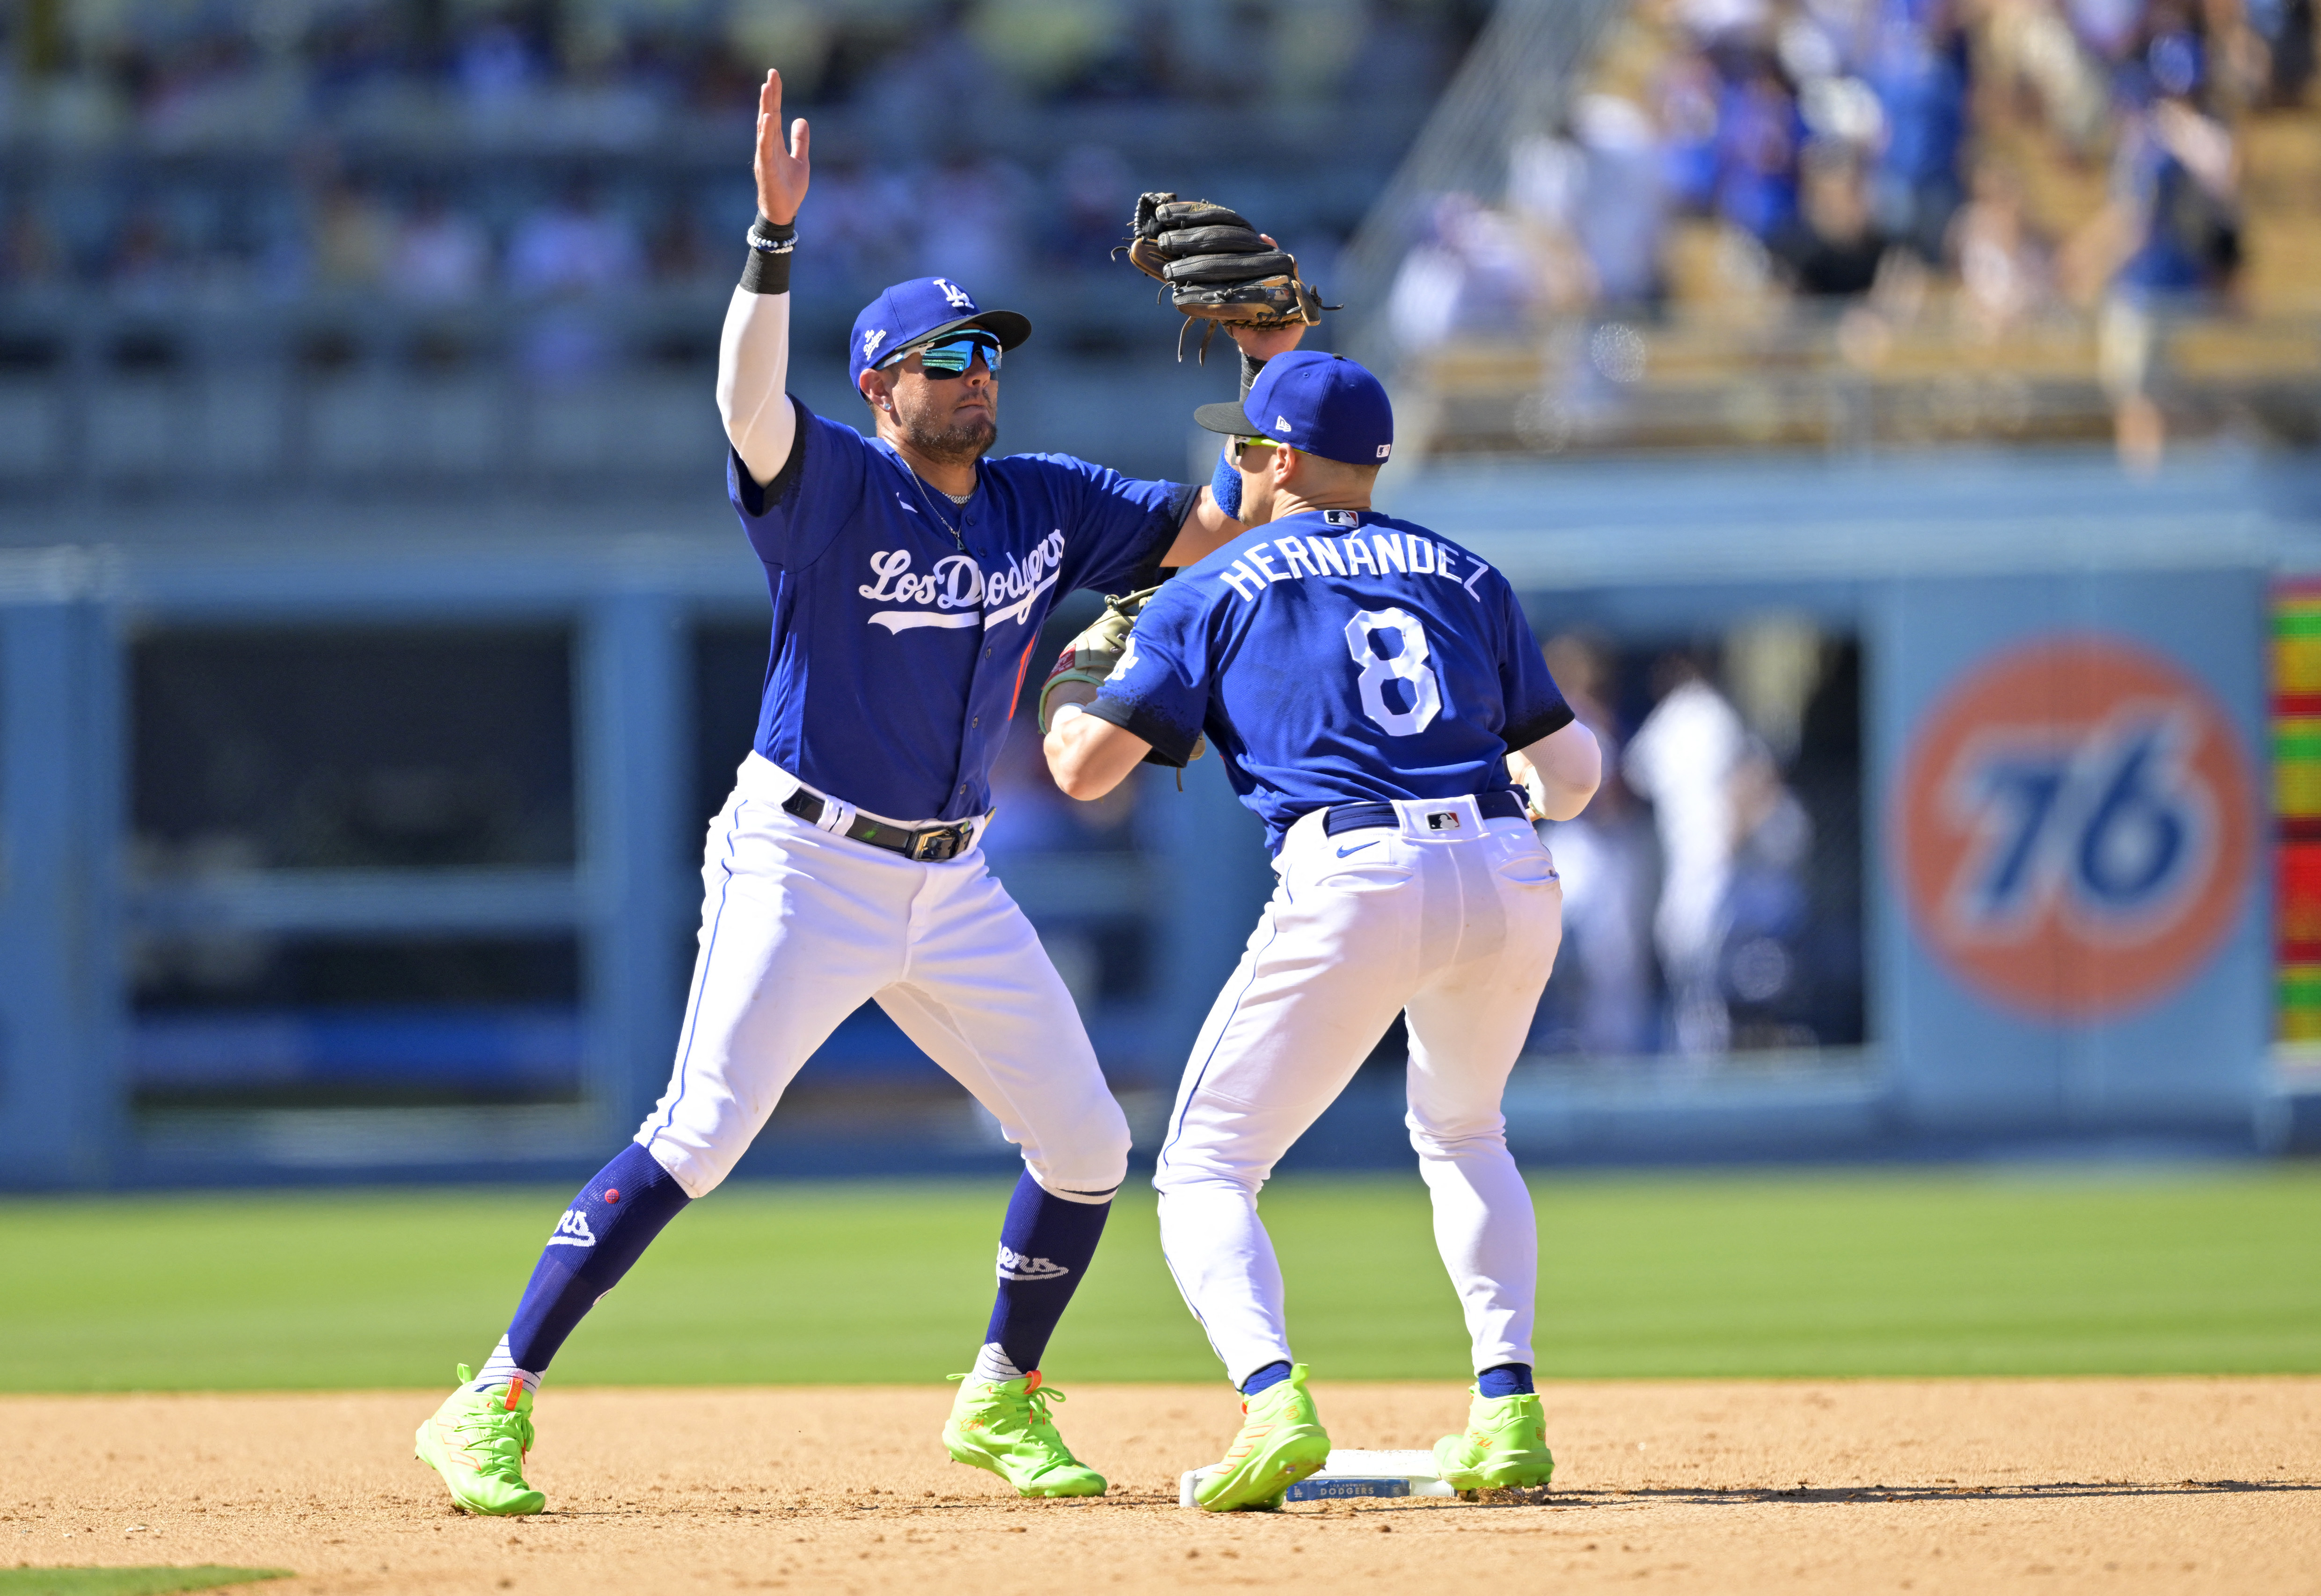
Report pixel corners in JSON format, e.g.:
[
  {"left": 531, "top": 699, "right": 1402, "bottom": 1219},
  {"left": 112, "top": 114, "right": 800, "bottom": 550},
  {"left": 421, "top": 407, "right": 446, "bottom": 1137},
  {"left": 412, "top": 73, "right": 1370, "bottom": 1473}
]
[
  {"left": 1323, "top": 509, "right": 1359, "bottom": 528},
  {"left": 1426, "top": 810, "right": 1461, "bottom": 831}
]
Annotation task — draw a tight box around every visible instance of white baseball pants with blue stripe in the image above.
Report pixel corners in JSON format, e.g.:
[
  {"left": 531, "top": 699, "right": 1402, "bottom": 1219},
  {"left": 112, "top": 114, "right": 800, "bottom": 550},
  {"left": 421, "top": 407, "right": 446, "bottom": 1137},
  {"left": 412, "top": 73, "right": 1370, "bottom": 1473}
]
[
  {"left": 635, "top": 753, "right": 1131, "bottom": 1202},
  {"left": 1153, "top": 798, "right": 1563, "bottom": 1387}
]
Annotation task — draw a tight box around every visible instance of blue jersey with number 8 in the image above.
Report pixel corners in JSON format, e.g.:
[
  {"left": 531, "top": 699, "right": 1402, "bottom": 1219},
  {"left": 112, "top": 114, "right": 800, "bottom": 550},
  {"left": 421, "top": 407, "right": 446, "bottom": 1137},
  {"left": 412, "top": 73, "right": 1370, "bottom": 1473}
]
[{"left": 1088, "top": 507, "right": 1574, "bottom": 852}]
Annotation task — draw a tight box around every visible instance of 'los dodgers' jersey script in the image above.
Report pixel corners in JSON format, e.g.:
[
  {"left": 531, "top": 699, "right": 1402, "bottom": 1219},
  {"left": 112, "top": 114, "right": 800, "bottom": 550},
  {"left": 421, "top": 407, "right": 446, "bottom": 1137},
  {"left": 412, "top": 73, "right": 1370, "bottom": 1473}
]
[
  {"left": 1090, "top": 507, "right": 1573, "bottom": 851},
  {"left": 731, "top": 401, "right": 1196, "bottom": 821}
]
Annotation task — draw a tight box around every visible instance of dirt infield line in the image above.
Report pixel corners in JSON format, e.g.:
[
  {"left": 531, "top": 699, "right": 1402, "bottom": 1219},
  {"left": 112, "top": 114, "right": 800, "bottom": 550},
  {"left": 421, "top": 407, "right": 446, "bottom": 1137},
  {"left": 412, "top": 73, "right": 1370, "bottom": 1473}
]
[{"left": 4, "top": 1378, "right": 2314, "bottom": 1594}]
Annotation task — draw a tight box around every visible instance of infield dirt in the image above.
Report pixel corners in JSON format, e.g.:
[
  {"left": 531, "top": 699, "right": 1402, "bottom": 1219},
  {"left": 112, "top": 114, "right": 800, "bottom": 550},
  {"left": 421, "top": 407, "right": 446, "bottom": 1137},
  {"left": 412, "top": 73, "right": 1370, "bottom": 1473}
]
[{"left": 4, "top": 1378, "right": 2314, "bottom": 1595}]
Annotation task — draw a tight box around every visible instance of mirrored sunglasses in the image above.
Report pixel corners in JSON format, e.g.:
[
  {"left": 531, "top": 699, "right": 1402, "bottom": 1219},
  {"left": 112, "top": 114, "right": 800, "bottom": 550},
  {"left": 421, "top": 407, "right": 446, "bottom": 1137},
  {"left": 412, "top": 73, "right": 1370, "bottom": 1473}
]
[{"left": 885, "top": 332, "right": 1003, "bottom": 378}]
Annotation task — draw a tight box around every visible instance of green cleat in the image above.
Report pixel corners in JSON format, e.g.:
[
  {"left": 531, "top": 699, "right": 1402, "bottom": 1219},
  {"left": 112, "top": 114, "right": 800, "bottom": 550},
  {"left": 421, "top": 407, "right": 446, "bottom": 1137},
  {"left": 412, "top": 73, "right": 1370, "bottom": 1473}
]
[
  {"left": 942, "top": 1371, "right": 1107, "bottom": 1497},
  {"left": 1196, "top": 1363, "right": 1331, "bottom": 1513},
  {"left": 415, "top": 1364, "right": 547, "bottom": 1516},
  {"left": 1433, "top": 1389, "right": 1555, "bottom": 1494}
]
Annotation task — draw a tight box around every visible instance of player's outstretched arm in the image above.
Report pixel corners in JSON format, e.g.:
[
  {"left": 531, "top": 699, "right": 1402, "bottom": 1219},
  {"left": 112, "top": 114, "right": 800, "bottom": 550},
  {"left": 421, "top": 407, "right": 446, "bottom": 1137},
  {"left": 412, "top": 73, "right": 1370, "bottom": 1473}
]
[
  {"left": 1158, "top": 321, "right": 1311, "bottom": 561},
  {"left": 1045, "top": 707, "right": 1151, "bottom": 801},
  {"left": 717, "top": 69, "right": 810, "bottom": 487},
  {"left": 1510, "top": 721, "right": 1602, "bottom": 823}
]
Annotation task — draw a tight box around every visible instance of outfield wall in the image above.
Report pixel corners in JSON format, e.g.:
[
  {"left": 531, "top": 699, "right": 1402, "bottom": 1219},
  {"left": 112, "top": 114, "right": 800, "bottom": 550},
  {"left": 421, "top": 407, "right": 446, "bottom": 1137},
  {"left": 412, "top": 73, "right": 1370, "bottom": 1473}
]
[{"left": 2, "top": 447, "right": 2316, "bottom": 1188}]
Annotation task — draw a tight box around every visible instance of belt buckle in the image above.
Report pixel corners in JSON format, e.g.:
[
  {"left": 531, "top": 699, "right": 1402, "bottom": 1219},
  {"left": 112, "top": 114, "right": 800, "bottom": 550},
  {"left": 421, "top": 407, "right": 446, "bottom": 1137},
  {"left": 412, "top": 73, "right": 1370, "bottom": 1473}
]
[{"left": 910, "top": 825, "right": 963, "bottom": 862}]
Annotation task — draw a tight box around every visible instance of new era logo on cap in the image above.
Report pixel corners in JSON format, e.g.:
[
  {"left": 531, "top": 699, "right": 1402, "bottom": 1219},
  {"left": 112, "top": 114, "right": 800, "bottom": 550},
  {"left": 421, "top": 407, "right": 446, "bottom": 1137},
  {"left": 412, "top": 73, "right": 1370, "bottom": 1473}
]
[{"left": 1275, "top": 415, "right": 1292, "bottom": 434}]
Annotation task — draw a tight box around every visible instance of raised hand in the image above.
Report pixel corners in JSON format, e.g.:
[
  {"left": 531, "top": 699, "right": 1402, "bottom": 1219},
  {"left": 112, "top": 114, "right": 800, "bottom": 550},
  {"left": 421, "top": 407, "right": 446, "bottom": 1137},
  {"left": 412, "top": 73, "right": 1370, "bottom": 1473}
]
[{"left": 754, "top": 69, "right": 810, "bottom": 225}]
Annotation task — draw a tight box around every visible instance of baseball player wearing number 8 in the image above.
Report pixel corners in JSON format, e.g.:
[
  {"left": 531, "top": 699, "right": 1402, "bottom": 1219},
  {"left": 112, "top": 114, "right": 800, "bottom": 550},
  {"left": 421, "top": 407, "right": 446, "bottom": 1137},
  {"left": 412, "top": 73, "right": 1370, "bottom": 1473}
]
[
  {"left": 1044, "top": 351, "right": 1603, "bottom": 1512},
  {"left": 411, "top": 69, "right": 1282, "bottom": 1516}
]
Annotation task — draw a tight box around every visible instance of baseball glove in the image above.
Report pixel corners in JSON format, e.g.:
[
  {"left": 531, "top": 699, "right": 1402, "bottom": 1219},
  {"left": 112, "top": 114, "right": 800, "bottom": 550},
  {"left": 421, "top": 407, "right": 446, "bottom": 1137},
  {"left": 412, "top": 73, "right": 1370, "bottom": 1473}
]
[
  {"left": 1038, "top": 588, "right": 1205, "bottom": 764},
  {"left": 1118, "top": 192, "right": 1330, "bottom": 361}
]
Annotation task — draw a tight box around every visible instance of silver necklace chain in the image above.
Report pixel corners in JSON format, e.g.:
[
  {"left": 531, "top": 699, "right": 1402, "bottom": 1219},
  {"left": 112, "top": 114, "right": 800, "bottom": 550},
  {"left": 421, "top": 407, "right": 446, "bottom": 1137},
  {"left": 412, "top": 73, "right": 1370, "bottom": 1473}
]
[{"left": 893, "top": 446, "right": 969, "bottom": 548}]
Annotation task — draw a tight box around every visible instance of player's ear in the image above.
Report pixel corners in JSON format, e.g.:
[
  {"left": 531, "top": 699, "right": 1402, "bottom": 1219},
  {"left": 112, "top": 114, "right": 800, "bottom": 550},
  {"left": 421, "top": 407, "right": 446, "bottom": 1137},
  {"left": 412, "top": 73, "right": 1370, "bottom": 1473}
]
[{"left": 858, "top": 368, "right": 892, "bottom": 415}]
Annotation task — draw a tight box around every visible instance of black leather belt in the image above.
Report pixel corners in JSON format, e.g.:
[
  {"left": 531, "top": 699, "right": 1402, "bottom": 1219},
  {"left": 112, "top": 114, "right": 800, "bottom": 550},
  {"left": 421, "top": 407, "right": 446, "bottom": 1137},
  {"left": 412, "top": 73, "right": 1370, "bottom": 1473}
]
[
  {"left": 1323, "top": 789, "right": 1527, "bottom": 838},
  {"left": 782, "top": 788, "right": 977, "bottom": 862}
]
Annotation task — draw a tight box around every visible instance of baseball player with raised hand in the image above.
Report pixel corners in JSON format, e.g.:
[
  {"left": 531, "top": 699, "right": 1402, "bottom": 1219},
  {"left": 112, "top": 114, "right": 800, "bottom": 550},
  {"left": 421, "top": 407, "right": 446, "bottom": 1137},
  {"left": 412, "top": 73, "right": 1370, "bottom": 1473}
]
[
  {"left": 414, "top": 70, "right": 1300, "bottom": 1515},
  {"left": 1042, "top": 353, "right": 1603, "bottom": 1511}
]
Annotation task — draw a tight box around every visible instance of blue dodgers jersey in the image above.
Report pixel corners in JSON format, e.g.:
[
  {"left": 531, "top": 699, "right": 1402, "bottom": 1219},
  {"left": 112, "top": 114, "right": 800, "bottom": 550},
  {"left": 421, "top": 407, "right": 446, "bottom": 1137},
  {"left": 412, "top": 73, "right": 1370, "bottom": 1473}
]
[
  {"left": 730, "top": 401, "right": 1195, "bottom": 822},
  {"left": 1090, "top": 508, "right": 1574, "bottom": 851}
]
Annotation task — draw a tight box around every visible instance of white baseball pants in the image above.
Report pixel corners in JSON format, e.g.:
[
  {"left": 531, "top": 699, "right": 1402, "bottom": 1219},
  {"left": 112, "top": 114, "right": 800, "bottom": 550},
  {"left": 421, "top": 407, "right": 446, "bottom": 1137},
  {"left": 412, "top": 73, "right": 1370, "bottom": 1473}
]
[
  {"left": 1153, "top": 797, "right": 1564, "bottom": 1386},
  {"left": 635, "top": 753, "right": 1132, "bottom": 1202}
]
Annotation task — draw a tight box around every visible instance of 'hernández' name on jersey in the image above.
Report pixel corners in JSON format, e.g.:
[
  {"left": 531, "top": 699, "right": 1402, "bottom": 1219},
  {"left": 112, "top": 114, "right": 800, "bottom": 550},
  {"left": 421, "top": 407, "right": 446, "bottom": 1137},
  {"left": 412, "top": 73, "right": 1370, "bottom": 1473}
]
[
  {"left": 731, "top": 401, "right": 1194, "bottom": 822},
  {"left": 1088, "top": 507, "right": 1573, "bottom": 851}
]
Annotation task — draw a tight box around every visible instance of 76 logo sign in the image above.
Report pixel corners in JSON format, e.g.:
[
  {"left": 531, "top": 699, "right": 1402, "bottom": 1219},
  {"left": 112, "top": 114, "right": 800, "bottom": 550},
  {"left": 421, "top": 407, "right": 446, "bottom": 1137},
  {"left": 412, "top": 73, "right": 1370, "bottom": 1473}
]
[
  {"left": 1898, "top": 638, "right": 2252, "bottom": 1021},
  {"left": 1942, "top": 707, "right": 2212, "bottom": 940}
]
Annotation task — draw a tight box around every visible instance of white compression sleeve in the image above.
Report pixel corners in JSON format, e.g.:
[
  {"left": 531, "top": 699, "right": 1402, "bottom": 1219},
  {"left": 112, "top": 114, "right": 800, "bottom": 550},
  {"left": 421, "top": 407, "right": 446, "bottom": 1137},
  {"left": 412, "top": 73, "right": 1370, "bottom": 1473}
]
[{"left": 716, "top": 284, "right": 796, "bottom": 488}]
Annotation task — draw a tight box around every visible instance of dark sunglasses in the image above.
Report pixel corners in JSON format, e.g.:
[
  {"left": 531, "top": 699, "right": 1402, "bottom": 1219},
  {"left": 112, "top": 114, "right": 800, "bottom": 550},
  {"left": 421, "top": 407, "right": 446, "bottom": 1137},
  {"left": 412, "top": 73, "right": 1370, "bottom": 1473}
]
[
  {"left": 884, "top": 332, "right": 1002, "bottom": 378},
  {"left": 1230, "top": 435, "right": 1282, "bottom": 464}
]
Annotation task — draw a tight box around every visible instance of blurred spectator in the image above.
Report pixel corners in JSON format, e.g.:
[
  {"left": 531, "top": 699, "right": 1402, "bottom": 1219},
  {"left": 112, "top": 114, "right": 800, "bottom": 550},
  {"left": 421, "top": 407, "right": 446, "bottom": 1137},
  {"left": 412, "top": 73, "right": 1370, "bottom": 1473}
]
[
  {"left": 107, "top": 202, "right": 177, "bottom": 299},
  {"left": 1535, "top": 634, "right": 1655, "bottom": 1058},
  {"left": 311, "top": 176, "right": 394, "bottom": 291},
  {"left": 388, "top": 192, "right": 492, "bottom": 305},
  {"left": 1720, "top": 742, "right": 1817, "bottom": 1046},
  {"left": 1, "top": 203, "right": 68, "bottom": 289},
  {"left": 1658, "top": 50, "right": 1727, "bottom": 214},
  {"left": 2065, "top": 32, "right": 2242, "bottom": 468},
  {"left": 2251, "top": 0, "right": 2316, "bottom": 104},
  {"left": 1622, "top": 651, "right": 1749, "bottom": 1057},
  {"left": 507, "top": 182, "right": 642, "bottom": 381},
  {"left": 1714, "top": 54, "right": 1806, "bottom": 239},
  {"left": 1948, "top": 162, "right": 2052, "bottom": 335},
  {"left": 507, "top": 183, "right": 642, "bottom": 299},
  {"left": 1387, "top": 193, "right": 1545, "bottom": 350},
  {"left": 457, "top": 23, "right": 540, "bottom": 112},
  {"left": 1771, "top": 144, "right": 1891, "bottom": 295},
  {"left": 1863, "top": 0, "right": 1968, "bottom": 259},
  {"left": 915, "top": 152, "right": 1029, "bottom": 289},
  {"left": 646, "top": 200, "right": 713, "bottom": 287},
  {"left": 1048, "top": 144, "right": 1135, "bottom": 270},
  {"left": 1511, "top": 95, "right": 1668, "bottom": 307}
]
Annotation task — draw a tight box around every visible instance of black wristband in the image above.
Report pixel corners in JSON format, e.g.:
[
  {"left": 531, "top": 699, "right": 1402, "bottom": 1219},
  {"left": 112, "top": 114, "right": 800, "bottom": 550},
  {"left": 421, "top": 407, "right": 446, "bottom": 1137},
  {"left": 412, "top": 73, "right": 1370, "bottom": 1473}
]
[
  {"left": 1239, "top": 348, "right": 1265, "bottom": 400},
  {"left": 741, "top": 215, "right": 796, "bottom": 296}
]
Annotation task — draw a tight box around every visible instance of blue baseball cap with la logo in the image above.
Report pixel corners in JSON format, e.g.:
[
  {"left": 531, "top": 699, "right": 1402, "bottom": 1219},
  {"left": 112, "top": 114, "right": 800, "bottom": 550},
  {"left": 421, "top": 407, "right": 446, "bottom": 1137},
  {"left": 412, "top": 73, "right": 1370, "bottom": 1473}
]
[
  {"left": 849, "top": 277, "right": 1033, "bottom": 386},
  {"left": 1193, "top": 350, "right": 1394, "bottom": 466}
]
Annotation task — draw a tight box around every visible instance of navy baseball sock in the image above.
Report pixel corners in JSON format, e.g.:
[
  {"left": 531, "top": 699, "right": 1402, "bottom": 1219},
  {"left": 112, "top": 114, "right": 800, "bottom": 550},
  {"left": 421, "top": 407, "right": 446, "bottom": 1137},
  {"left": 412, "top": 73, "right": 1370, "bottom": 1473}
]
[
  {"left": 1241, "top": 1360, "right": 1293, "bottom": 1396},
  {"left": 1477, "top": 1363, "right": 1534, "bottom": 1398},
  {"left": 471, "top": 1143, "right": 691, "bottom": 1394},
  {"left": 974, "top": 1170, "right": 1111, "bottom": 1379}
]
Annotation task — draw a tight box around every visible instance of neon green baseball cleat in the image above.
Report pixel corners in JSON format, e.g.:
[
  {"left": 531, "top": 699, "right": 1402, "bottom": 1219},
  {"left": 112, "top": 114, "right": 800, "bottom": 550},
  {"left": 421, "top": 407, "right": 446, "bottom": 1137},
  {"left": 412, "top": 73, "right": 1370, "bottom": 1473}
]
[
  {"left": 415, "top": 1364, "right": 547, "bottom": 1516},
  {"left": 1196, "top": 1363, "right": 1331, "bottom": 1513},
  {"left": 1433, "top": 1389, "right": 1555, "bottom": 1493},
  {"left": 942, "top": 1371, "right": 1107, "bottom": 1497}
]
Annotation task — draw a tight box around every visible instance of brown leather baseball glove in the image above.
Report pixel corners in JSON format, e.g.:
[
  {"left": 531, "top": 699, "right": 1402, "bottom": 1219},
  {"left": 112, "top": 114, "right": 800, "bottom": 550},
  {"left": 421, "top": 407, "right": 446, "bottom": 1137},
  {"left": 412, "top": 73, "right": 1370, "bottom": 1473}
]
[{"left": 1118, "top": 192, "right": 1329, "bottom": 360}]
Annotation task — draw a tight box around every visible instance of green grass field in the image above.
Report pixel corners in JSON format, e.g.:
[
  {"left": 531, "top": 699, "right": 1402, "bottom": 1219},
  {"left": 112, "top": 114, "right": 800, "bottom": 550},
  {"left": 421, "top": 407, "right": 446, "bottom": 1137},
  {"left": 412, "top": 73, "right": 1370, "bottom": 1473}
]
[
  {"left": 5, "top": 1166, "right": 2317, "bottom": 1392},
  {"left": 0, "top": 1571, "right": 290, "bottom": 1596}
]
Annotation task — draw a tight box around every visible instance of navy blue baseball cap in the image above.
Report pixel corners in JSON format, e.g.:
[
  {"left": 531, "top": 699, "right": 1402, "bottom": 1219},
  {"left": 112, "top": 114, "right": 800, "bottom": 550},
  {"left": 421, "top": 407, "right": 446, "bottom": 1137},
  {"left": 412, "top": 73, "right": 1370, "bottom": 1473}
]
[
  {"left": 850, "top": 277, "right": 1032, "bottom": 386},
  {"left": 1194, "top": 350, "right": 1394, "bottom": 466}
]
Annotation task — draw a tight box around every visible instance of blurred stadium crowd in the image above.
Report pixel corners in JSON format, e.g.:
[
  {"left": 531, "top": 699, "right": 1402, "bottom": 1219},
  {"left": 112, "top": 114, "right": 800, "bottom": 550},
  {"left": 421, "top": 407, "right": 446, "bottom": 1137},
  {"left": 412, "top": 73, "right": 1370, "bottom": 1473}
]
[
  {"left": 0, "top": 0, "right": 1481, "bottom": 310},
  {"left": 1395, "top": 0, "right": 2309, "bottom": 329},
  {"left": 1387, "top": 0, "right": 2320, "bottom": 461}
]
